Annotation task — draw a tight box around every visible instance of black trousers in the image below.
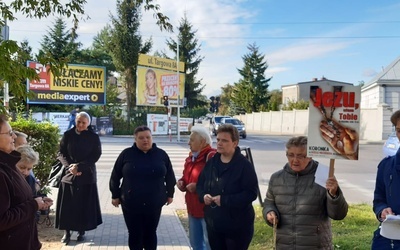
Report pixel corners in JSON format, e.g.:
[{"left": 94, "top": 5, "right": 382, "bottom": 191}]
[
  {"left": 206, "top": 223, "right": 254, "bottom": 250},
  {"left": 122, "top": 206, "right": 162, "bottom": 250}
]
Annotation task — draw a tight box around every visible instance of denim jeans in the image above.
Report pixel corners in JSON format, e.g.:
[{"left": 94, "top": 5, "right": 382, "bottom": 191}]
[{"left": 188, "top": 215, "right": 211, "bottom": 250}]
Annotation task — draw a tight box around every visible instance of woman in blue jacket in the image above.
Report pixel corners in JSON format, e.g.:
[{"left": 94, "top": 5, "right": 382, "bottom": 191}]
[{"left": 372, "top": 110, "right": 400, "bottom": 249}]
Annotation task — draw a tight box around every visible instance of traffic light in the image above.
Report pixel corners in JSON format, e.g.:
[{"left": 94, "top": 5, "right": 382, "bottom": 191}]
[
  {"left": 209, "top": 96, "right": 215, "bottom": 112},
  {"left": 163, "top": 96, "right": 169, "bottom": 106}
]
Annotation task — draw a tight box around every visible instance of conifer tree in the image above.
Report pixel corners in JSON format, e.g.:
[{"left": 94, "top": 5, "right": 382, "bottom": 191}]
[
  {"left": 165, "top": 14, "right": 206, "bottom": 109},
  {"left": 232, "top": 43, "right": 271, "bottom": 113}
]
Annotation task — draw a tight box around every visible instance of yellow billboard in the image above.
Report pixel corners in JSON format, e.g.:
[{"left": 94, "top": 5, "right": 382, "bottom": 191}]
[
  {"left": 138, "top": 54, "right": 185, "bottom": 72},
  {"left": 27, "top": 61, "right": 106, "bottom": 105},
  {"left": 136, "top": 66, "right": 185, "bottom": 107}
]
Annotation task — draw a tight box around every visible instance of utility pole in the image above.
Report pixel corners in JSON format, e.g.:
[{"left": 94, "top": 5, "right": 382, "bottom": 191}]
[
  {"left": 1, "top": 17, "right": 10, "bottom": 112},
  {"left": 177, "top": 37, "right": 181, "bottom": 142}
]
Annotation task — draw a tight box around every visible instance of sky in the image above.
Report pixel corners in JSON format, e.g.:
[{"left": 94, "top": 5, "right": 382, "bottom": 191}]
[{"left": 5, "top": 0, "right": 400, "bottom": 97}]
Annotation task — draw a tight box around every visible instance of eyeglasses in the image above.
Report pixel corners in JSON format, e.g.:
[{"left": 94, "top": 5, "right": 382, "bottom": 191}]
[
  {"left": 286, "top": 153, "right": 308, "bottom": 160},
  {"left": 0, "top": 130, "right": 14, "bottom": 136}
]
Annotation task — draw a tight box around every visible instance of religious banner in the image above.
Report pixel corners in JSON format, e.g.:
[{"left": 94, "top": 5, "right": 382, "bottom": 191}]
[{"left": 308, "top": 84, "right": 361, "bottom": 160}]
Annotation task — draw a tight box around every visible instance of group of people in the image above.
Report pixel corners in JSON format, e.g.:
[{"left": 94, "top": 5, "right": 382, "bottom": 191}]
[{"left": 2, "top": 107, "right": 400, "bottom": 250}]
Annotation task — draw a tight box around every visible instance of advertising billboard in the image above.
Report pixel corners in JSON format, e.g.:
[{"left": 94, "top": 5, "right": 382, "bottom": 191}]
[
  {"left": 26, "top": 61, "right": 106, "bottom": 105},
  {"left": 137, "top": 54, "right": 185, "bottom": 107}
]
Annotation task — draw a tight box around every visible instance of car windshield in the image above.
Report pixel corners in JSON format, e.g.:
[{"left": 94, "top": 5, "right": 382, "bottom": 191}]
[
  {"left": 225, "top": 119, "right": 241, "bottom": 125},
  {"left": 215, "top": 117, "right": 229, "bottom": 123}
]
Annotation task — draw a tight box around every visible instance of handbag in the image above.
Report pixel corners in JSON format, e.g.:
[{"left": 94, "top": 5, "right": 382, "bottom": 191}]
[{"left": 47, "top": 159, "right": 65, "bottom": 188}]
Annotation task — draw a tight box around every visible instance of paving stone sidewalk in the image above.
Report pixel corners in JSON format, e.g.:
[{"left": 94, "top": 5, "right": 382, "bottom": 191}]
[{"left": 54, "top": 169, "right": 190, "bottom": 250}]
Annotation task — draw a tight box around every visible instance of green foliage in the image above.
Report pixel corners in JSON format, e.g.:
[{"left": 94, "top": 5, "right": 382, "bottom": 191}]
[
  {"left": 112, "top": 115, "right": 146, "bottom": 135},
  {"left": 166, "top": 14, "right": 206, "bottom": 109},
  {"left": 0, "top": 0, "right": 86, "bottom": 113},
  {"left": 10, "top": 112, "right": 60, "bottom": 190},
  {"left": 107, "top": 0, "right": 152, "bottom": 130},
  {"left": 250, "top": 203, "right": 377, "bottom": 249},
  {"left": 38, "top": 17, "right": 81, "bottom": 62},
  {"left": 232, "top": 43, "right": 271, "bottom": 113},
  {"left": 181, "top": 106, "right": 209, "bottom": 119},
  {"left": 281, "top": 99, "right": 309, "bottom": 110},
  {"left": 268, "top": 89, "right": 282, "bottom": 111}
]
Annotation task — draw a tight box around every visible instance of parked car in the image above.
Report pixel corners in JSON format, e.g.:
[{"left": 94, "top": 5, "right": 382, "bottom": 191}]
[
  {"left": 209, "top": 115, "right": 231, "bottom": 135},
  {"left": 221, "top": 118, "right": 247, "bottom": 139},
  {"left": 383, "top": 131, "right": 400, "bottom": 156}
]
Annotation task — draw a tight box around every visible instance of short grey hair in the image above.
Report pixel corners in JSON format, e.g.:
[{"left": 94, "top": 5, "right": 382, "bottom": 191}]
[
  {"left": 14, "top": 131, "right": 28, "bottom": 139},
  {"left": 76, "top": 111, "right": 91, "bottom": 124},
  {"left": 286, "top": 136, "right": 308, "bottom": 150},
  {"left": 16, "top": 144, "right": 39, "bottom": 165},
  {"left": 190, "top": 125, "right": 212, "bottom": 145}
]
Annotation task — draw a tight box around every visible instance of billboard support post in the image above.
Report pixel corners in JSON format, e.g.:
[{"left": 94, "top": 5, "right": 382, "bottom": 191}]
[{"left": 177, "top": 38, "right": 181, "bottom": 142}]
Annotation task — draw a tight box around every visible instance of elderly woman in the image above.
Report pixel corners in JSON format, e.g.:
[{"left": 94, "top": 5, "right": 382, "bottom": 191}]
[
  {"left": 197, "top": 124, "right": 259, "bottom": 250},
  {"left": 177, "top": 126, "right": 216, "bottom": 250},
  {"left": 0, "top": 114, "right": 48, "bottom": 250},
  {"left": 55, "top": 111, "right": 102, "bottom": 244},
  {"left": 110, "top": 125, "right": 176, "bottom": 250},
  {"left": 263, "top": 136, "right": 348, "bottom": 249}
]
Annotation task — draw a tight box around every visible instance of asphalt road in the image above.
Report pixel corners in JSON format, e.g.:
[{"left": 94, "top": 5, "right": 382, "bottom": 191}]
[{"left": 97, "top": 134, "right": 384, "bottom": 205}]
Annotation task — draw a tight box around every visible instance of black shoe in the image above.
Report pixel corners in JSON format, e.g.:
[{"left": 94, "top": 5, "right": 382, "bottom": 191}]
[
  {"left": 77, "top": 231, "right": 85, "bottom": 242},
  {"left": 61, "top": 231, "right": 71, "bottom": 244}
]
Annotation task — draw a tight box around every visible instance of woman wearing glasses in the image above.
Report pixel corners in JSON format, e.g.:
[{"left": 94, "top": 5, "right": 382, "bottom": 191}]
[
  {"left": 0, "top": 114, "right": 48, "bottom": 249},
  {"left": 196, "top": 124, "right": 259, "bottom": 250},
  {"left": 263, "top": 136, "right": 348, "bottom": 249}
]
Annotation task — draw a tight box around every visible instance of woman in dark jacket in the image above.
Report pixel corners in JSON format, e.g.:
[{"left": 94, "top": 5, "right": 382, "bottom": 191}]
[
  {"left": 197, "top": 124, "right": 259, "bottom": 250},
  {"left": 0, "top": 114, "right": 48, "bottom": 250},
  {"left": 372, "top": 110, "right": 400, "bottom": 249},
  {"left": 109, "top": 125, "right": 176, "bottom": 250},
  {"left": 55, "top": 111, "right": 102, "bottom": 244}
]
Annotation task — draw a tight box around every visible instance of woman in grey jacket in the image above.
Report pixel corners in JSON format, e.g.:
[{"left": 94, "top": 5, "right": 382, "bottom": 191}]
[{"left": 263, "top": 136, "right": 348, "bottom": 250}]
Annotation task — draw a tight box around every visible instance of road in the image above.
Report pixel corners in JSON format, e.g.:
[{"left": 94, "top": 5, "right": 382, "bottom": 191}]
[{"left": 97, "top": 134, "right": 384, "bottom": 205}]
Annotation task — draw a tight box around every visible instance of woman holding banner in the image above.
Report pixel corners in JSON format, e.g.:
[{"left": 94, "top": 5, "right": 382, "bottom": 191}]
[{"left": 262, "top": 136, "right": 348, "bottom": 249}]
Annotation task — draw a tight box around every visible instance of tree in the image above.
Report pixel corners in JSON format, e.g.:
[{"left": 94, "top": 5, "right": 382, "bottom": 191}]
[
  {"left": 268, "top": 89, "right": 282, "bottom": 111},
  {"left": 0, "top": 0, "right": 171, "bottom": 112},
  {"left": 75, "top": 26, "right": 116, "bottom": 75},
  {"left": 38, "top": 17, "right": 82, "bottom": 62},
  {"left": 107, "top": 0, "right": 152, "bottom": 129},
  {"left": 165, "top": 14, "right": 206, "bottom": 109},
  {"left": 231, "top": 43, "right": 271, "bottom": 113},
  {"left": 281, "top": 99, "right": 309, "bottom": 110}
]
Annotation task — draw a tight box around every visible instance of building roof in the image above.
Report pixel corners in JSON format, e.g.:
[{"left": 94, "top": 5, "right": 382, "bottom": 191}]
[
  {"left": 364, "top": 55, "right": 400, "bottom": 88},
  {"left": 281, "top": 77, "right": 353, "bottom": 88}
]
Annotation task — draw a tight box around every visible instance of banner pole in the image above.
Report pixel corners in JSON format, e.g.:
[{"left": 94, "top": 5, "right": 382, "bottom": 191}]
[{"left": 329, "top": 158, "right": 335, "bottom": 177}]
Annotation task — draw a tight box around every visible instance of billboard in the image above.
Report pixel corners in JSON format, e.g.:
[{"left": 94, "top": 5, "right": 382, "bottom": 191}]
[
  {"left": 137, "top": 54, "right": 185, "bottom": 107},
  {"left": 308, "top": 84, "right": 361, "bottom": 160},
  {"left": 26, "top": 61, "right": 106, "bottom": 105}
]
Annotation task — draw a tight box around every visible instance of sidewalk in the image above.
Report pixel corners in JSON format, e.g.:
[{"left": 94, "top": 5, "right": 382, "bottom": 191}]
[{"left": 56, "top": 169, "right": 191, "bottom": 250}]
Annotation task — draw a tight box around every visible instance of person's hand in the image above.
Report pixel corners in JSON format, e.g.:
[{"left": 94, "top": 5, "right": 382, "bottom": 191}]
[
  {"left": 166, "top": 197, "right": 173, "bottom": 205},
  {"left": 212, "top": 195, "right": 221, "bottom": 206},
  {"left": 186, "top": 183, "right": 196, "bottom": 193},
  {"left": 319, "top": 119, "right": 359, "bottom": 160},
  {"left": 266, "top": 211, "right": 278, "bottom": 225},
  {"left": 42, "top": 197, "right": 53, "bottom": 208},
  {"left": 380, "top": 207, "right": 395, "bottom": 221},
  {"left": 35, "top": 197, "right": 48, "bottom": 211},
  {"left": 176, "top": 180, "right": 186, "bottom": 192},
  {"left": 69, "top": 163, "right": 82, "bottom": 176},
  {"left": 326, "top": 176, "right": 339, "bottom": 197},
  {"left": 111, "top": 198, "right": 120, "bottom": 208},
  {"left": 203, "top": 194, "right": 213, "bottom": 205}
]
